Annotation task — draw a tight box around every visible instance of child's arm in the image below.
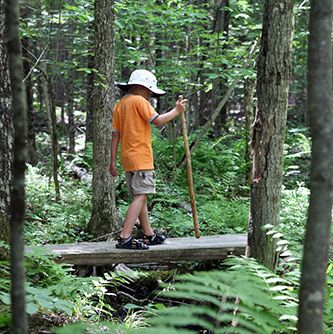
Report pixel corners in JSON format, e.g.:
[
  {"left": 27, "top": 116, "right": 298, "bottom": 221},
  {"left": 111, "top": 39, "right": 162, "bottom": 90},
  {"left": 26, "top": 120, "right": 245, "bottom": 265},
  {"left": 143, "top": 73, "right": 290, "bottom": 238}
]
[
  {"left": 152, "top": 97, "right": 187, "bottom": 126},
  {"left": 110, "top": 132, "right": 120, "bottom": 176}
]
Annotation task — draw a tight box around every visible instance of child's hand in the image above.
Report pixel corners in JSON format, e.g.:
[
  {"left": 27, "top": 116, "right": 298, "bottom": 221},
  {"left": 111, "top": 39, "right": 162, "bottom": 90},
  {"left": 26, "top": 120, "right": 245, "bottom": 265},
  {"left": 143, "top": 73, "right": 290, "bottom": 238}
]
[
  {"left": 109, "top": 163, "right": 118, "bottom": 177},
  {"left": 175, "top": 95, "right": 187, "bottom": 115}
]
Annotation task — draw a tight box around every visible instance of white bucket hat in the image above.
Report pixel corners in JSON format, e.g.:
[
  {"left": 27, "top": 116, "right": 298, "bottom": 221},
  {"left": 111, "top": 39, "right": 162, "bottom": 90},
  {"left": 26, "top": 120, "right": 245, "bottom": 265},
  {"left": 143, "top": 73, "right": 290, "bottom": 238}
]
[{"left": 117, "top": 69, "right": 166, "bottom": 97}]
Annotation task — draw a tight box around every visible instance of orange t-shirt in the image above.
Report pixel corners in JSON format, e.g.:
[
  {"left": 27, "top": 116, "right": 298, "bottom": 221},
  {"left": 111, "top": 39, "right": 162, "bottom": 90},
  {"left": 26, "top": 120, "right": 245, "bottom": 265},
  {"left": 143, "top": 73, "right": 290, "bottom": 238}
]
[{"left": 112, "top": 94, "right": 159, "bottom": 172}]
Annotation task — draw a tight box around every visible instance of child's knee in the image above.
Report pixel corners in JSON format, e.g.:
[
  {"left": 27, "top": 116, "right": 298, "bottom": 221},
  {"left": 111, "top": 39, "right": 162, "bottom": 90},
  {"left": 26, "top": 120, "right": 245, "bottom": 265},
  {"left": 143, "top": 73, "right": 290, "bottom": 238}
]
[{"left": 134, "top": 194, "right": 147, "bottom": 203}]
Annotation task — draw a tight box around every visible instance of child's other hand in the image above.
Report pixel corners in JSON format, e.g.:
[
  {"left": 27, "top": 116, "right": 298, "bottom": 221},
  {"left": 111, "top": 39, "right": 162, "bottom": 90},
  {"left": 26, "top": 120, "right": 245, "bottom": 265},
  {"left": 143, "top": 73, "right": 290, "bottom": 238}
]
[
  {"left": 175, "top": 95, "right": 187, "bottom": 115},
  {"left": 109, "top": 163, "right": 118, "bottom": 177}
]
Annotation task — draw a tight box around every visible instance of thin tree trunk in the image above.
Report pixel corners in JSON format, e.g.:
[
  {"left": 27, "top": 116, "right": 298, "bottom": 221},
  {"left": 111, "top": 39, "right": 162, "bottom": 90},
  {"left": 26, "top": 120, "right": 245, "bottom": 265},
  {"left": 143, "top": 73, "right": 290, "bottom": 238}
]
[
  {"left": 212, "top": 0, "right": 229, "bottom": 137},
  {"left": 36, "top": 73, "right": 43, "bottom": 113},
  {"left": 54, "top": 9, "right": 65, "bottom": 116},
  {"left": 22, "top": 37, "right": 37, "bottom": 166},
  {"left": 66, "top": 4, "right": 76, "bottom": 156},
  {"left": 87, "top": 0, "right": 118, "bottom": 237},
  {"left": 0, "top": 0, "right": 12, "bottom": 247},
  {"left": 40, "top": 64, "right": 60, "bottom": 200},
  {"left": 85, "top": 32, "right": 94, "bottom": 146},
  {"left": 243, "top": 78, "right": 256, "bottom": 184},
  {"left": 6, "top": 0, "right": 28, "bottom": 331},
  {"left": 248, "top": 0, "right": 294, "bottom": 270},
  {"left": 297, "top": 1, "right": 333, "bottom": 332},
  {"left": 67, "top": 69, "right": 76, "bottom": 155}
]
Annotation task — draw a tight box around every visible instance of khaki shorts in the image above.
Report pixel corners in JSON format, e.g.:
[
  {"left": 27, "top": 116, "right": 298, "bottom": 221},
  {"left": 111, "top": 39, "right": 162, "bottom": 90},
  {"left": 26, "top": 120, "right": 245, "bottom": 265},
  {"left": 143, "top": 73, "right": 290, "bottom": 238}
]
[{"left": 125, "top": 170, "right": 156, "bottom": 196}]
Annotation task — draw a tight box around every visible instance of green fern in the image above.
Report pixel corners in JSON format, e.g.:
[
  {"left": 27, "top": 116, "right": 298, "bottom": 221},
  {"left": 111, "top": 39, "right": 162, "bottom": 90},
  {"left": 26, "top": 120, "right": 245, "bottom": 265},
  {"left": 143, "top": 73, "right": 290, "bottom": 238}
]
[
  {"left": 56, "top": 257, "right": 298, "bottom": 334},
  {"left": 145, "top": 257, "right": 297, "bottom": 334}
]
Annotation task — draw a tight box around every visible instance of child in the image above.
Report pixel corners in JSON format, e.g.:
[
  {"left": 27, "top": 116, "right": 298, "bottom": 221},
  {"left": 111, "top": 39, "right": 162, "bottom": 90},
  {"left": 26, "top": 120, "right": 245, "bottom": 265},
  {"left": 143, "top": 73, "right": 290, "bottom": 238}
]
[{"left": 110, "top": 69, "right": 187, "bottom": 250}]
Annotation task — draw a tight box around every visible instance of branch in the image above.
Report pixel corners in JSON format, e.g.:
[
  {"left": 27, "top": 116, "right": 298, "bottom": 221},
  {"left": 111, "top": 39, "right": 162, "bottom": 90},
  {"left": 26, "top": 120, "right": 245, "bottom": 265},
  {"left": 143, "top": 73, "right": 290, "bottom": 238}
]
[{"left": 23, "top": 46, "right": 48, "bottom": 83}]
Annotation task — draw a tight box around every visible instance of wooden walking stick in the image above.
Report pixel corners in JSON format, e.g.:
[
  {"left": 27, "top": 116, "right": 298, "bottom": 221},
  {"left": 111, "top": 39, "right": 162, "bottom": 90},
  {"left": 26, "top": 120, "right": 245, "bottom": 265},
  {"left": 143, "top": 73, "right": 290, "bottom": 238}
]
[{"left": 179, "top": 95, "right": 200, "bottom": 238}]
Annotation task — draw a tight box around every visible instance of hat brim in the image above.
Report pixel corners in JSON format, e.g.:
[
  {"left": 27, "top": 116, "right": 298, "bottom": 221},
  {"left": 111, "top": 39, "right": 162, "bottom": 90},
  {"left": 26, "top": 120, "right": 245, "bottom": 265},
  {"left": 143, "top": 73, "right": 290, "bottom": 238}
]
[{"left": 116, "top": 82, "right": 166, "bottom": 97}]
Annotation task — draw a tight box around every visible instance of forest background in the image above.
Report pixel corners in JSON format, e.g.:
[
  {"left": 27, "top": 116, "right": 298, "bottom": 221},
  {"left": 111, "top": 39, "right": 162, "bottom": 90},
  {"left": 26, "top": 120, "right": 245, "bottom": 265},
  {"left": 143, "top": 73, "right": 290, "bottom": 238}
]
[{"left": 0, "top": 0, "right": 332, "bottom": 333}]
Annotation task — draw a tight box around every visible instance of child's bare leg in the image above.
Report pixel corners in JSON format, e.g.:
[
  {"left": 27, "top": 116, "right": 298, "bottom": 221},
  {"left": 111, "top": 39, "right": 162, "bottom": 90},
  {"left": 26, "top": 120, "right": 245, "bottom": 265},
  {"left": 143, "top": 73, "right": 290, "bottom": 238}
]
[
  {"left": 121, "top": 194, "right": 147, "bottom": 239},
  {"left": 138, "top": 196, "right": 154, "bottom": 236}
]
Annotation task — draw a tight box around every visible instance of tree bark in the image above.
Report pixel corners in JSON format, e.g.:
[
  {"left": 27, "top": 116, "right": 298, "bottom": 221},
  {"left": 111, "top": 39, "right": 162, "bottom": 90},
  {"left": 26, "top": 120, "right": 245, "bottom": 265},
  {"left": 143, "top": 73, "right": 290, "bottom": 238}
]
[
  {"left": 40, "top": 64, "right": 61, "bottom": 201},
  {"left": 85, "top": 25, "right": 94, "bottom": 147},
  {"left": 66, "top": 67, "right": 76, "bottom": 155},
  {"left": 243, "top": 78, "right": 256, "bottom": 184},
  {"left": 0, "top": 0, "right": 12, "bottom": 246},
  {"left": 87, "top": 0, "right": 118, "bottom": 237},
  {"left": 6, "top": 0, "right": 29, "bottom": 331},
  {"left": 66, "top": 5, "right": 76, "bottom": 156},
  {"left": 212, "top": 0, "right": 230, "bottom": 137},
  {"left": 248, "top": 0, "right": 294, "bottom": 270},
  {"left": 297, "top": 1, "right": 333, "bottom": 333},
  {"left": 21, "top": 37, "right": 37, "bottom": 166}
]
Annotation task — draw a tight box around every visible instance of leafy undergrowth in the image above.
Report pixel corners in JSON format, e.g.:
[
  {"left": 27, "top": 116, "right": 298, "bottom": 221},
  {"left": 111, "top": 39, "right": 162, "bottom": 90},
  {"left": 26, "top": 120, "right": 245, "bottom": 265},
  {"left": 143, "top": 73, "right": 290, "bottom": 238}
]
[
  {"left": 52, "top": 257, "right": 333, "bottom": 334},
  {"left": 24, "top": 126, "right": 311, "bottom": 246},
  {"left": 25, "top": 165, "right": 92, "bottom": 245},
  {"left": 24, "top": 132, "right": 252, "bottom": 245},
  {"left": 1, "top": 126, "right": 325, "bottom": 333}
]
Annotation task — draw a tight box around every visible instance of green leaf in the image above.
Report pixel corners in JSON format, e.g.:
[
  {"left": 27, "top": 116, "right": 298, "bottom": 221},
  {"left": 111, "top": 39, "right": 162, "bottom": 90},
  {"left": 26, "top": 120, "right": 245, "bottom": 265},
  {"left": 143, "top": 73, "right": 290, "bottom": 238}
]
[{"left": 26, "top": 302, "right": 39, "bottom": 315}]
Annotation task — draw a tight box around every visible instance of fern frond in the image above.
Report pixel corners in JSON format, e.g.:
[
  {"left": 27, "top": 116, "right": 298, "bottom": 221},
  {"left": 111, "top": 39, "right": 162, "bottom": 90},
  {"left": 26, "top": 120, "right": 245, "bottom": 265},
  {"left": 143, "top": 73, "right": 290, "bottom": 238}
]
[{"left": 57, "top": 256, "right": 300, "bottom": 334}]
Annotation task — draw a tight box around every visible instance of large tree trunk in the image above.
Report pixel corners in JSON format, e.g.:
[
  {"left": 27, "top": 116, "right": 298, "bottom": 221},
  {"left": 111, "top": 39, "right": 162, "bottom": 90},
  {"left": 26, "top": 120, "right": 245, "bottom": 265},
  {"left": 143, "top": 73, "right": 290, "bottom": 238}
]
[
  {"left": 87, "top": 0, "right": 118, "bottom": 237},
  {"left": 6, "top": 0, "right": 29, "bottom": 331},
  {"left": 248, "top": 0, "right": 294, "bottom": 270},
  {"left": 297, "top": 1, "right": 333, "bottom": 333},
  {"left": 0, "top": 0, "right": 12, "bottom": 246}
]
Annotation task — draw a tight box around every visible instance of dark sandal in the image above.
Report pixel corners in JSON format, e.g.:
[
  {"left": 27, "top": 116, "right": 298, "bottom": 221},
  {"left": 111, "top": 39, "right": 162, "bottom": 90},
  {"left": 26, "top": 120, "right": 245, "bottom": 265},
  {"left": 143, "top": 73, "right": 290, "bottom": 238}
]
[
  {"left": 143, "top": 232, "right": 167, "bottom": 245},
  {"left": 116, "top": 236, "right": 149, "bottom": 250}
]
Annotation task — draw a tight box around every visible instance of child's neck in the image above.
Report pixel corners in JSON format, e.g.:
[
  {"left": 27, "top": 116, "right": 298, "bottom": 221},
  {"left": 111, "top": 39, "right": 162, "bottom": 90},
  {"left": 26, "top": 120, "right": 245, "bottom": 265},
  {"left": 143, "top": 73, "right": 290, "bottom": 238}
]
[{"left": 128, "top": 85, "right": 150, "bottom": 100}]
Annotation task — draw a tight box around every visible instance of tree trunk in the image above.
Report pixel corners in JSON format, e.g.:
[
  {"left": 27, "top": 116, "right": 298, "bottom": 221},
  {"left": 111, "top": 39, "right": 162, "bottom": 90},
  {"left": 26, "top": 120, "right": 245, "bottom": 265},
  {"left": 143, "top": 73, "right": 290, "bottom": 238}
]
[
  {"left": 22, "top": 37, "right": 37, "bottom": 166},
  {"left": 0, "top": 0, "right": 12, "bottom": 247},
  {"left": 297, "top": 1, "right": 333, "bottom": 333},
  {"left": 85, "top": 30, "right": 94, "bottom": 147},
  {"left": 87, "top": 0, "right": 118, "bottom": 237},
  {"left": 66, "top": 7, "right": 76, "bottom": 156},
  {"left": 243, "top": 78, "right": 256, "bottom": 184},
  {"left": 6, "top": 0, "right": 29, "bottom": 331},
  {"left": 40, "top": 64, "right": 61, "bottom": 201},
  {"left": 212, "top": 0, "right": 229, "bottom": 137},
  {"left": 248, "top": 0, "right": 294, "bottom": 270},
  {"left": 67, "top": 75, "right": 75, "bottom": 155}
]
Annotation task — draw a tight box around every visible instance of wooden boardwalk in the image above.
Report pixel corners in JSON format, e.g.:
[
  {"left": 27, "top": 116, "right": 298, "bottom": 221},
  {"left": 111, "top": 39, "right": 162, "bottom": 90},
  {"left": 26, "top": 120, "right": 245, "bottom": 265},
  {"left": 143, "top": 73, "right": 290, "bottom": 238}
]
[{"left": 41, "top": 234, "right": 247, "bottom": 266}]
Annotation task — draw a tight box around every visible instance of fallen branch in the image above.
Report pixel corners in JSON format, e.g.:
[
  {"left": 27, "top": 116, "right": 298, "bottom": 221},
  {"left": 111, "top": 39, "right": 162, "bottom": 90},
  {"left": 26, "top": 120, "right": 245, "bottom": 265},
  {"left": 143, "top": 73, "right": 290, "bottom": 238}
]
[{"left": 71, "top": 165, "right": 92, "bottom": 185}]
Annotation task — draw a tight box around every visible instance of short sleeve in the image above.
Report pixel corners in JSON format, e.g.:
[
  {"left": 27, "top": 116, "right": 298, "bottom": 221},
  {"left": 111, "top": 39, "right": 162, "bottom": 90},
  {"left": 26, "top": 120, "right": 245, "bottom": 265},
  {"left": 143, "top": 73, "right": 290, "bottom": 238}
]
[
  {"left": 112, "top": 106, "right": 119, "bottom": 132},
  {"left": 136, "top": 97, "right": 159, "bottom": 123}
]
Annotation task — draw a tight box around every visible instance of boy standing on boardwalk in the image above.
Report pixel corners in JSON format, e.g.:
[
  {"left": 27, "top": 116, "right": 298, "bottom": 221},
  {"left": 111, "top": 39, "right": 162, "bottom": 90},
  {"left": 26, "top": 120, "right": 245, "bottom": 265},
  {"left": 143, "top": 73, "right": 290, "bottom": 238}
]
[{"left": 110, "top": 69, "right": 187, "bottom": 250}]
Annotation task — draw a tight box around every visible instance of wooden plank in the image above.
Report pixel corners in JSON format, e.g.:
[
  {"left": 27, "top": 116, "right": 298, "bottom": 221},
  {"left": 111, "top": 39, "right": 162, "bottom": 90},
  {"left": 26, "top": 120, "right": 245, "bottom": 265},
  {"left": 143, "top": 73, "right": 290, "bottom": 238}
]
[{"left": 33, "top": 234, "right": 247, "bottom": 266}]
